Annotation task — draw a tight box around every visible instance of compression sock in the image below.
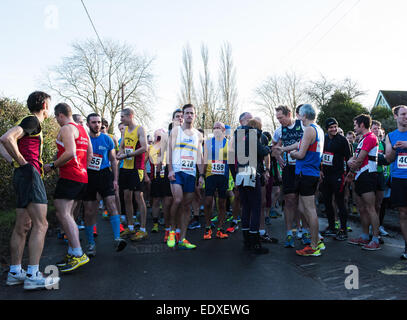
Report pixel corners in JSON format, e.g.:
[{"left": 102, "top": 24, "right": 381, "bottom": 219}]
[
  {"left": 85, "top": 225, "right": 96, "bottom": 245},
  {"left": 110, "top": 214, "right": 121, "bottom": 240}
]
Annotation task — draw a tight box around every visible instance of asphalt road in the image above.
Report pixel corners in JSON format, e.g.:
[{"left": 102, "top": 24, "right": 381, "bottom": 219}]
[{"left": 1, "top": 207, "right": 407, "bottom": 301}]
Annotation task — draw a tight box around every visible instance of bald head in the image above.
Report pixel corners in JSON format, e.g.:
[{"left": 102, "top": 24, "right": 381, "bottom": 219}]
[{"left": 239, "top": 112, "right": 253, "bottom": 126}]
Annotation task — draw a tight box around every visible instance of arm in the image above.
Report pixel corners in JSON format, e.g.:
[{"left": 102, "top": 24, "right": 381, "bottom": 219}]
[
  {"left": 0, "top": 126, "right": 27, "bottom": 166},
  {"left": 117, "top": 130, "right": 126, "bottom": 160},
  {"left": 108, "top": 148, "right": 119, "bottom": 190},
  {"left": 348, "top": 150, "right": 368, "bottom": 171},
  {"left": 133, "top": 126, "right": 147, "bottom": 157},
  {"left": 0, "top": 142, "right": 13, "bottom": 165},
  {"left": 86, "top": 131, "right": 93, "bottom": 168},
  {"left": 385, "top": 134, "right": 397, "bottom": 164},
  {"left": 290, "top": 127, "right": 315, "bottom": 160},
  {"left": 167, "top": 127, "right": 177, "bottom": 181},
  {"left": 197, "top": 132, "right": 205, "bottom": 186},
  {"left": 53, "top": 125, "right": 76, "bottom": 168}
]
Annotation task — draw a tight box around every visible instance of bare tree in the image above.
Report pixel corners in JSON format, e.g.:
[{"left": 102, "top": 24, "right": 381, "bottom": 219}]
[
  {"left": 196, "top": 44, "right": 218, "bottom": 129},
  {"left": 46, "top": 38, "right": 155, "bottom": 131},
  {"left": 218, "top": 42, "right": 238, "bottom": 126},
  {"left": 178, "top": 43, "right": 196, "bottom": 107},
  {"left": 340, "top": 78, "right": 367, "bottom": 101},
  {"left": 254, "top": 71, "right": 306, "bottom": 130},
  {"left": 306, "top": 74, "right": 336, "bottom": 108}
]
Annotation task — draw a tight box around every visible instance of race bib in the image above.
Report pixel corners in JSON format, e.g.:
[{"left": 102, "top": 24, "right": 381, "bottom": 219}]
[
  {"left": 88, "top": 153, "right": 103, "bottom": 171},
  {"left": 125, "top": 146, "right": 133, "bottom": 157},
  {"left": 287, "top": 153, "right": 296, "bottom": 165},
  {"left": 211, "top": 161, "right": 225, "bottom": 175},
  {"left": 322, "top": 152, "right": 334, "bottom": 166},
  {"left": 397, "top": 153, "right": 407, "bottom": 169},
  {"left": 160, "top": 168, "right": 165, "bottom": 178},
  {"left": 181, "top": 156, "right": 195, "bottom": 173}
]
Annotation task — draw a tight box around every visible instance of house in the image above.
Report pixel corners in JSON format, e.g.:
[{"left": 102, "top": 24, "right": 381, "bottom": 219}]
[{"left": 373, "top": 90, "right": 407, "bottom": 109}]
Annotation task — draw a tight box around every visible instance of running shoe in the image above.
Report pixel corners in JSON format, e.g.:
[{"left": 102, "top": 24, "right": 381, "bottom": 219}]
[
  {"left": 317, "top": 240, "right": 326, "bottom": 251},
  {"left": 77, "top": 221, "right": 85, "bottom": 230},
  {"left": 114, "top": 238, "right": 127, "bottom": 252},
  {"left": 347, "top": 226, "right": 353, "bottom": 232},
  {"left": 226, "top": 215, "right": 234, "bottom": 222},
  {"left": 24, "top": 271, "right": 60, "bottom": 290},
  {"left": 164, "top": 230, "right": 170, "bottom": 243},
  {"left": 120, "top": 228, "right": 136, "bottom": 238},
  {"left": 6, "top": 270, "right": 26, "bottom": 286},
  {"left": 131, "top": 230, "right": 148, "bottom": 241},
  {"left": 63, "top": 234, "right": 68, "bottom": 243},
  {"left": 93, "top": 225, "right": 98, "bottom": 238},
  {"left": 119, "top": 224, "right": 125, "bottom": 233},
  {"left": 102, "top": 210, "right": 109, "bottom": 220},
  {"left": 335, "top": 230, "right": 348, "bottom": 241},
  {"left": 302, "top": 233, "right": 311, "bottom": 245},
  {"left": 211, "top": 216, "right": 218, "bottom": 222},
  {"left": 335, "top": 221, "right": 340, "bottom": 230},
  {"left": 400, "top": 252, "right": 407, "bottom": 260},
  {"left": 265, "top": 216, "right": 272, "bottom": 225},
  {"left": 348, "top": 237, "right": 369, "bottom": 246},
  {"left": 56, "top": 254, "right": 72, "bottom": 267},
  {"left": 86, "top": 244, "right": 96, "bottom": 257},
  {"left": 284, "top": 235, "right": 295, "bottom": 248},
  {"left": 167, "top": 231, "right": 176, "bottom": 248},
  {"left": 296, "top": 228, "right": 303, "bottom": 240},
  {"left": 379, "top": 226, "right": 389, "bottom": 236},
  {"left": 151, "top": 223, "right": 159, "bottom": 233},
  {"left": 175, "top": 231, "right": 181, "bottom": 243},
  {"left": 159, "top": 217, "right": 165, "bottom": 226},
  {"left": 296, "top": 246, "right": 321, "bottom": 257},
  {"left": 226, "top": 223, "right": 237, "bottom": 233},
  {"left": 203, "top": 228, "right": 212, "bottom": 240},
  {"left": 260, "top": 233, "right": 278, "bottom": 244},
  {"left": 269, "top": 209, "right": 278, "bottom": 219},
  {"left": 134, "top": 217, "right": 141, "bottom": 227},
  {"left": 362, "top": 241, "right": 381, "bottom": 251},
  {"left": 178, "top": 239, "right": 197, "bottom": 250},
  {"left": 321, "top": 228, "right": 337, "bottom": 237},
  {"left": 216, "top": 230, "right": 229, "bottom": 239},
  {"left": 352, "top": 205, "right": 358, "bottom": 215},
  {"left": 188, "top": 220, "right": 201, "bottom": 230},
  {"left": 59, "top": 254, "right": 89, "bottom": 273}
]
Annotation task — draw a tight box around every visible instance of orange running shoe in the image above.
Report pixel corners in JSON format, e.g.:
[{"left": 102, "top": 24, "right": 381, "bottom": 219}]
[
  {"left": 203, "top": 228, "right": 212, "bottom": 240},
  {"left": 164, "top": 230, "right": 170, "bottom": 243},
  {"left": 216, "top": 230, "right": 229, "bottom": 239}
]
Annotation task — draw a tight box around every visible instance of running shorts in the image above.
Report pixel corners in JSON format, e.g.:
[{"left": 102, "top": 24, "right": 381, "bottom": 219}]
[
  {"left": 390, "top": 177, "right": 407, "bottom": 208},
  {"left": 54, "top": 178, "right": 87, "bottom": 201},
  {"left": 83, "top": 168, "right": 115, "bottom": 201},
  {"left": 205, "top": 175, "right": 228, "bottom": 199}
]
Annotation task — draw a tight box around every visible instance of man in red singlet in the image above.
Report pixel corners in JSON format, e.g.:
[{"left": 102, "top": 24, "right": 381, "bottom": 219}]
[{"left": 44, "top": 103, "right": 93, "bottom": 273}]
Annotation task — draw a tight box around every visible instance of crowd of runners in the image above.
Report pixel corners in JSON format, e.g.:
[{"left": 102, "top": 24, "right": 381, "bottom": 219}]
[{"left": 1, "top": 90, "right": 407, "bottom": 290}]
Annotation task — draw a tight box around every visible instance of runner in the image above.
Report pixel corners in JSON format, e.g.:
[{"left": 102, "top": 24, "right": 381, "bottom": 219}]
[
  {"left": 231, "top": 116, "right": 271, "bottom": 254},
  {"left": 72, "top": 114, "right": 84, "bottom": 126},
  {"left": 1, "top": 91, "right": 60, "bottom": 290},
  {"left": 202, "top": 121, "right": 229, "bottom": 240},
  {"left": 320, "top": 118, "right": 352, "bottom": 241},
  {"left": 145, "top": 129, "right": 172, "bottom": 234},
  {"left": 45, "top": 102, "right": 92, "bottom": 272},
  {"left": 82, "top": 113, "right": 127, "bottom": 256},
  {"left": 289, "top": 104, "right": 325, "bottom": 257},
  {"left": 347, "top": 114, "right": 381, "bottom": 251},
  {"left": 167, "top": 104, "right": 204, "bottom": 249},
  {"left": 272, "top": 105, "right": 305, "bottom": 248},
  {"left": 117, "top": 108, "right": 148, "bottom": 241},
  {"left": 371, "top": 120, "right": 388, "bottom": 241},
  {"left": 385, "top": 105, "right": 407, "bottom": 259}
]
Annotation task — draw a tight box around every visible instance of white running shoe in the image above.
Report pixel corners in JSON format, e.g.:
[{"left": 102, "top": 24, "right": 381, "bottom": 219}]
[
  {"left": 24, "top": 271, "right": 60, "bottom": 290},
  {"left": 6, "top": 269, "right": 26, "bottom": 286},
  {"left": 379, "top": 226, "right": 389, "bottom": 236},
  {"left": 86, "top": 244, "right": 96, "bottom": 257}
]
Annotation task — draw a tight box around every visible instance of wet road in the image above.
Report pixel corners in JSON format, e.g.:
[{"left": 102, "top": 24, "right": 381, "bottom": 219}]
[{"left": 1, "top": 208, "right": 407, "bottom": 300}]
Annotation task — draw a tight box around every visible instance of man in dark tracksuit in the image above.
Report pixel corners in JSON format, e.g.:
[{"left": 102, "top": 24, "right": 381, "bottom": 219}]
[{"left": 320, "top": 118, "right": 352, "bottom": 241}]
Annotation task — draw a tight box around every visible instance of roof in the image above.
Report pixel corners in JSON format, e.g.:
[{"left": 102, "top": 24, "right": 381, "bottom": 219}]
[{"left": 380, "top": 91, "right": 407, "bottom": 108}]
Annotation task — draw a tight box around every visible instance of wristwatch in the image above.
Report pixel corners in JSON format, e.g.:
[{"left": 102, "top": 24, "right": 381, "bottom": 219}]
[{"left": 50, "top": 162, "right": 56, "bottom": 170}]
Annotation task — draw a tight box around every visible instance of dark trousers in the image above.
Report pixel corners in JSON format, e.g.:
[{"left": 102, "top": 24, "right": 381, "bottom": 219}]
[
  {"left": 239, "top": 176, "right": 262, "bottom": 232},
  {"left": 321, "top": 174, "right": 348, "bottom": 231}
]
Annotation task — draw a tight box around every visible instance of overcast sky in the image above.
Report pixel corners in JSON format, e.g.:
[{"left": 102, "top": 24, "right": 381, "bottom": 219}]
[{"left": 1, "top": 0, "right": 407, "bottom": 133}]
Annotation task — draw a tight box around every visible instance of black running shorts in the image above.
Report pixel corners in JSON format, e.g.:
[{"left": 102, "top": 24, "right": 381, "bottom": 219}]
[
  {"left": 205, "top": 175, "right": 228, "bottom": 199},
  {"left": 83, "top": 168, "right": 116, "bottom": 201},
  {"left": 282, "top": 165, "right": 297, "bottom": 195},
  {"left": 355, "top": 171, "right": 377, "bottom": 196},
  {"left": 294, "top": 174, "right": 319, "bottom": 197},
  {"left": 13, "top": 163, "right": 47, "bottom": 209},
  {"left": 390, "top": 177, "right": 407, "bottom": 208},
  {"left": 54, "top": 178, "right": 87, "bottom": 201},
  {"left": 119, "top": 168, "right": 143, "bottom": 192}
]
